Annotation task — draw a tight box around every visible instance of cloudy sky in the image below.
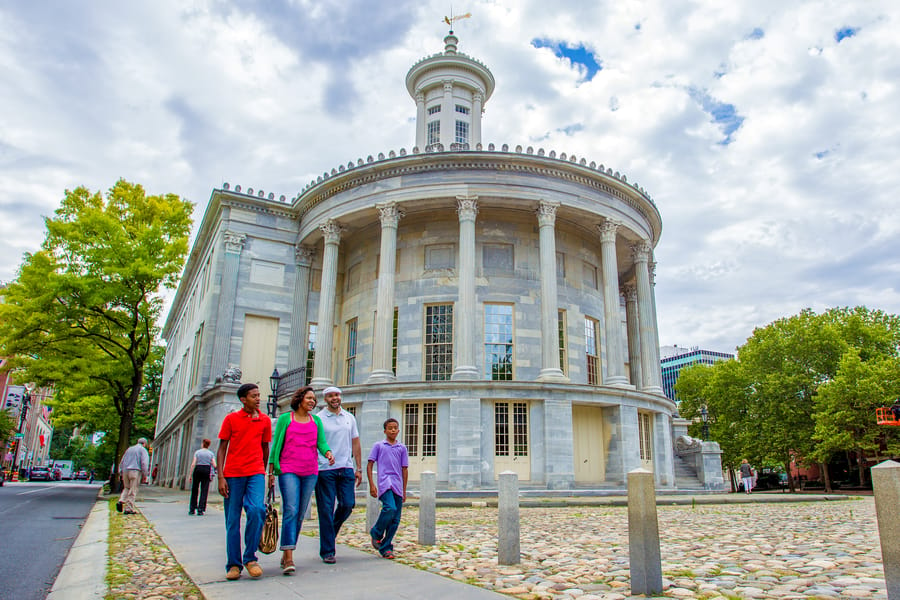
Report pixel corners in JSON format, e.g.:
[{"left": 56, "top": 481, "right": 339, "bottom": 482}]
[{"left": 2, "top": 0, "right": 898, "bottom": 353}]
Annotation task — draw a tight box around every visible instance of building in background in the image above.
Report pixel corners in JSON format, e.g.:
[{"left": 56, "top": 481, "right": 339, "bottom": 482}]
[
  {"left": 660, "top": 346, "right": 735, "bottom": 402},
  {"left": 154, "top": 32, "right": 679, "bottom": 492}
]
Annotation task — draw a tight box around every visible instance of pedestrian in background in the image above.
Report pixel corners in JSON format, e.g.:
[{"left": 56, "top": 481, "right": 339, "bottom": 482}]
[
  {"left": 268, "top": 386, "right": 334, "bottom": 574},
  {"left": 217, "top": 383, "right": 271, "bottom": 581},
  {"left": 314, "top": 386, "right": 362, "bottom": 564},
  {"left": 188, "top": 438, "right": 216, "bottom": 516},
  {"left": 117, "top": 438, "right": 150, "bottom": 514},
  {"left": 739, "top": 458, "right": 754, "bottom": 494},
  {"left": 367, "top": 418, "right": 408, "bottom": 560}
]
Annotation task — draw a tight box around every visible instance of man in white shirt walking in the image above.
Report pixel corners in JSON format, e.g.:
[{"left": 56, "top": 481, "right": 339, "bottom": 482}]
[
  {"left": 117, "top": 438, "right": 150, "bottom": 514},
  {"left": 314, "top": 387, "right": 362, "bottom": 564}
]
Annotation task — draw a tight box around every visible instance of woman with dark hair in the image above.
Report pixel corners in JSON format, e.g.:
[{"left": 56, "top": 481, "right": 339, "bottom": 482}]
[
  {"left": 268, "top": 386, "right": 334, "bottom": 574},
  {"left": 188, "top": 438, "right": 216, "bottom": 515}
]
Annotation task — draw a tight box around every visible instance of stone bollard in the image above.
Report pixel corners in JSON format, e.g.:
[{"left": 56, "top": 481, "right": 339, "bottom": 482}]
[
  {"left": 419, "top": 471, "right": 436, "bottom": 545},
  {"left": 627, "top": 468, "right": 663, "bottom": 596},
  {"left": 366, "top": 492, "right": 379, "bottom": 535},
  {"left": 872, "top": 460, "right": 900, "bottom": 600},
  {"left": 498, "top": 471, "right": 520, "bottom": 565}
]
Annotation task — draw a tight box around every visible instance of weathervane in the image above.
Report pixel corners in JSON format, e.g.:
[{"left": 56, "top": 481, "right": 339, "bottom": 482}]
[{"left": 443, "top": 9, "right": 471, "bottom": 33}]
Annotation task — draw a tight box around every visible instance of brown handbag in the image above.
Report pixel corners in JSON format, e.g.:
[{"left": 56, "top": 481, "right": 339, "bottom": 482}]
[{"left": 258, "top": 487, "right": 279, "bottom": 554}]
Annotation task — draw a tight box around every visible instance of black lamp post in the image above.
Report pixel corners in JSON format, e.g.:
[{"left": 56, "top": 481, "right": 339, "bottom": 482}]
[
  {"left": 267, "top": 368, "right": 281, "bottom": 418},
  {"left": 700, "top": 405, "right": 709, "bottom": 441}
]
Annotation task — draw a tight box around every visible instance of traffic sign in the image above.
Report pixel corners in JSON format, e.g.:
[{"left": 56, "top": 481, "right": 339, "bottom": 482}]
[{"left": 14, "top": 433, "right": 24, "bottom": 439}]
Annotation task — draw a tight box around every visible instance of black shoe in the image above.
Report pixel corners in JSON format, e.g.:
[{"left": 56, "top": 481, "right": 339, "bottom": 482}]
[
  {"left": 116, "top": 501, "right": 123, "bottom": 513},
  {"left": 189, "top": 510, "right": 195, "bottom": 515},
  {"left": 197, "top": 510, "right": 204, "bottom": 516}
]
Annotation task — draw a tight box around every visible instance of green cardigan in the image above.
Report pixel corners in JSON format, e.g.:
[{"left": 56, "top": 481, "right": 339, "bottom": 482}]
[{"left": 268, "top": 411, "right": 332, "bottom": 475}]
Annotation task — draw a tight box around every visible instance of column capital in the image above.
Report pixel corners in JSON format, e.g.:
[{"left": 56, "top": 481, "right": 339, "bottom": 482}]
[
  {"left": 442, "top": 80, "right": 454, "bottom": 93},
  {"left": 415, "top": 91, "right": 425, "bottom": 104},
  {"left": 456, "top": 195, "right": 478, "bottom": 222},
  {"left": 319, "top": 219, "right": 344, "bottom": 245},
  {"left": 223, "top": 231, "right": 247, "bottom": 254},
  {"left": 536, "top": 200, "right": 560, "bottom": 227},
  {"left": 623, "top": 283, "right": 638, "bottom": 302},
  {"left": 631, "top": 240, "right": 652, "bottom": 263},
  {"left": 598, "top": 220, "right": 620, "bottom": 244},
  {"left": 294, "top": 244, "right": 315, "bottom": 267},
  {"left": 376, "top": 201, "right": 404, "bottom": 228},
  {"left": 473, "top": 92, "right": 484, "bottom": 103}
]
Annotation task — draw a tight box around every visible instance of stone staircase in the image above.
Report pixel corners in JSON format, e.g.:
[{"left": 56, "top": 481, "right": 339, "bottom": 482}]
[{"left": 673, "top": 453, "right": 707, "bottom": 491}]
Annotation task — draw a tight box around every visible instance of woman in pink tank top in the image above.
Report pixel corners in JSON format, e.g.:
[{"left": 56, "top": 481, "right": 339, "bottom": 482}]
[{"left": 268, "top": 386, "right": 334, "bottom": 573}]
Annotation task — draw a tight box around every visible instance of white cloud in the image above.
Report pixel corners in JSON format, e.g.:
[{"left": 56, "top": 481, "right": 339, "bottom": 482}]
[{"left": 1, "top": 0, "right": 899, "bottom": 353}]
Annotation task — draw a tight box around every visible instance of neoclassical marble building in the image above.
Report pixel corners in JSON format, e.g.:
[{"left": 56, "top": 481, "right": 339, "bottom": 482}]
[{"left": 154, "top": 33, "right": 677, "bottom": 492}]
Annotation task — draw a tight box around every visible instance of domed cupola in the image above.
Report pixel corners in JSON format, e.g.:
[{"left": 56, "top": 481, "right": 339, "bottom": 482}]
[{"left": 406, "top": 32, "right": 495, "bottom": 151}]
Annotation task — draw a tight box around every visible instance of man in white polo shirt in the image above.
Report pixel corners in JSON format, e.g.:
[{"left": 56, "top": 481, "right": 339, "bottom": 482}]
[{"left": 314, "top": 386, "right": 362, "bottom": 564}]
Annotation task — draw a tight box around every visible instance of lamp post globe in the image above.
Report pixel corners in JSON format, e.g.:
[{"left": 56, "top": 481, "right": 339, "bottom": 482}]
[
  {"left": 700, "top": 405, "right": 709, "bottom": 441},
  {"left": 267, "top": 368, "right": 281, "bottom": 418}
]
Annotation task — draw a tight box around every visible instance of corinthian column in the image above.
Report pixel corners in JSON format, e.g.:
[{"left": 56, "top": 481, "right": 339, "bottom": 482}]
[
  {"left": 624, "top": 284, "right": 642, "bottom": 388},
  {"left": 452, "top": 196, "right": 479, "bottom": 380},
  {"left": 288, "top": 245, "right": 315, "bottom": 370},
  {"left": 440, "top": 80, "right": 453, "bottom": 148},
  {"left": 368, "top": 202, "right": 402, "bottom": 383},
  {"left": 310, "top": 220, "right": 342, "bottom": 388},
  {"left": 415, "top": 91, "right": 426, "bottom": 150},
  {"left": 598, "top": 221, "right": 630, "bottom": 387},
  {"left": 632, "top": 241, "right": 663, "bottom": 394},
  {"left": 472, "top": 92, "right": 484, "bottom": 146},
  {"left": 536, "top": 201, "right": 567, "bottom": 382},
  {"left": 211, "top": 231, "right": 245, "bottom": 380}
]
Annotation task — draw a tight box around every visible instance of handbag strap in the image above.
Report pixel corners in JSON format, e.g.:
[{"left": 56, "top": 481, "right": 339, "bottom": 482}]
[{"left": 267, "top": 486, "right": 275, "bottom": 506}]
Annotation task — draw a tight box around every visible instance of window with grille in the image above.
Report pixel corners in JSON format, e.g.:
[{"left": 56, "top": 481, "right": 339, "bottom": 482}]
[
  {"left": 405, "top": 402, "right": 437, "bottom": 458},
  {"left": 455, "top": 104, "right": 470, "bottom": 114},
  {"left": 495, "top": 401, "right": 529, "bottom": 457},
  {"left": 305, "top": 323, "right": 317, "bottom": 385},
  {"left": 485, "top": 303, "right": 513, "bottom": 380},
  {"left": 427, "top": 121, "right": 440, "bottom": 145},
  {"left": 558, "top": 310, "right": 567, "bottom": 374},
  {"left": 638, "top": 412, "right": 653, "bottom": 461},
  {"left": 344, "top": 405, "right": 357, "bottom": 417},
  {"left": 582, "top": 261, "right": 598, "bottom": 290},
  {"left": 345, "top": 318, "right": 358, "bottom": 384},
  {"left": 455, "top": 120, "right": 469, "bottom": 145},
  {"left": 585, "top": 317, "right": 600, "bottom": 385},
  {"left": 427, "top": 105, "right": 441, "bottom": 115},
  {"left": 425, "top": 304, "right": 453, "bottom": 380}
]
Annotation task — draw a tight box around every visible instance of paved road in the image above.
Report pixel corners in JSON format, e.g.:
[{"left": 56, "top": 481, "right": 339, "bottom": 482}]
[{"left": 0, "top": 481, "right": 100, "bottom": 600}]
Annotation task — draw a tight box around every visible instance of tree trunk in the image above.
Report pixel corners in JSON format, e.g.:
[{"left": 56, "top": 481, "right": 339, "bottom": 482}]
[
  {"left": 784, "top": 459, "right": 796, "bottom": 493},
  {"left": 857, "top": 448, "right": 868, "bottom": 487},
  {"left": 110, "top": 385, "right": 139, "bottom": 494},
  {"left": 820, "top": 461, "right": 832, "bottom": 493}
]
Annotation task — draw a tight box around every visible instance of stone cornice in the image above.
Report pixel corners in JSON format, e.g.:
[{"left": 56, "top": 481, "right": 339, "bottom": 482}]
[{"left": 295, "top": 151, "right": 661, "bottom": 242}]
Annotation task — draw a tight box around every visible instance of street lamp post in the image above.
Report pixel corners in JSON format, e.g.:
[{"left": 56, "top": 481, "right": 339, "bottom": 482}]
[
  {"left": 267, "top": 368, "right": 281, "bottom": 418},
  {"left": 700, "top": 405, "right": 709, "bottom": 442}
]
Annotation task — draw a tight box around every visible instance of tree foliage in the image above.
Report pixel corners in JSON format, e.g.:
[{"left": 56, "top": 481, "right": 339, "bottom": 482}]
[
  {"left": 675, "top": 306, "right": 900, "bottom": 491},
  {"left": 0, "top": 180, "right": 191, "bottom": 478}
]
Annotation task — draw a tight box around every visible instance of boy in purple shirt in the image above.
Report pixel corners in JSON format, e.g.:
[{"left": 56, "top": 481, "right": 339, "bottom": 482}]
[{"left": 367, "top": 418, "right": 409, "bottom": 559}]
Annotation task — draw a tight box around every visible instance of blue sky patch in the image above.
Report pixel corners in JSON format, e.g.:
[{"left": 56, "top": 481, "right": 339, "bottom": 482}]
[
  {"left": 835, "top": 27, "right": 858, "bottom": 42},
  {"left": 688, "top": 88, "right": 745, "bottom": 145},
  {"left": 558, "top": 123, "right": 584, "bottom": 136},
  {"left": 747, "top": 27, "right": 764, "bottom": 40},
  {"left": 814, "top": 149, "right": 830, "bottom": 159},
  {"left": 532, "top": 38, "right": 602, "bottom": 81}
]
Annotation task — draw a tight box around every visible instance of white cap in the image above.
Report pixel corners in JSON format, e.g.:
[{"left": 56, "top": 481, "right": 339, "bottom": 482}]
[{"left": 323, "top": 386, "right": 342, "bottom": 396}]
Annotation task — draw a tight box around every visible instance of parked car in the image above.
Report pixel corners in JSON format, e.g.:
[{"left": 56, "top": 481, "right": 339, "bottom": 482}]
[
  {"left": 29, "top": 466, "right": 54, "bottom": 481},
  {"left": 74, "top": 470, "right": 89, "bottom": 480}
]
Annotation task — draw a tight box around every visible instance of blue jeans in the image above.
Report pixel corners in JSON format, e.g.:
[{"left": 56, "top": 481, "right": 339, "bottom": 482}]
[
  {"left": 278, "top": 472, "right": 317, "bottom": 550},
  {"left": 371, "top": 490, "right": 403, "bottom": 555},
  {"left": 223, "top": 474, "right": 266, "bottom": 571},
  {"left": 314, "top": 467, "right": 356, "bottom": 558}
]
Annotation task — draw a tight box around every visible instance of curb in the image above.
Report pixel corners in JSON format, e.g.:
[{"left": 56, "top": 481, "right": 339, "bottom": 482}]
[{"left": 47, "top": 492, "right": 109, "bottom": 600}]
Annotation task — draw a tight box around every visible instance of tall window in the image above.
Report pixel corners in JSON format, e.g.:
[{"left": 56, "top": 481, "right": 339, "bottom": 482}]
[
  {"left": 427, "top": 121, "right": 440, "bottom": 146},
  {"left": 425, "top": 304, "right": 453, "bottom": 380},
  {"left": 485, "top": 303, "right": 513, "bottom": 380},
  {"left": 404, "top": 402, "right": 437, "bottom": 458},
  {"left": 345, "top": 318, "right": 358, "bottom": 384},
  {"left": 305, "top": 323, "right": 317, "bottom": 385},
  {"left": 392, "top": 307, "right": 399, "bottom": 375},
  {"left": 455, "top": 120, "right": 469, "bottom": 145},
  {"left": 558, "top": 311, "right": 567, "bottom": 375},
  {"left": 495, "top": 402, "right": 528, "bottom": 457},
  {"left": 585, "top": 317, "right": 600, "bottom": 385},
  {"left": 638, "top": 412, "right": 653, "bottom": 461}
]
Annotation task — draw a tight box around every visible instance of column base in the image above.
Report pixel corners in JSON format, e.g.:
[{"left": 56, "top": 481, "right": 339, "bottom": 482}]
[
  {"left": 451, "top": 366, "right": 480, "bottom": 381},
  {"left": 536, "top": 368, "right": 569, "bottom": 383},
  {"left": 605, "top": 375, "right": 634, "bottom": 389},
  {"left": 309, "top": 378, "right": 334, "bottom": 388},
  {"left": 640, "top": 385, "right": 665, "bottom": 396},
  {"left": 366, "top": 370, "right": 397, "bottom": 384}
]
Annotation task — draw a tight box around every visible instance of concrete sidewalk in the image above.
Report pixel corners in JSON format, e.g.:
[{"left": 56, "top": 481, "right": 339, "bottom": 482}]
[{"left": 139, "top": 487, "right": 506, "bottom": 599}]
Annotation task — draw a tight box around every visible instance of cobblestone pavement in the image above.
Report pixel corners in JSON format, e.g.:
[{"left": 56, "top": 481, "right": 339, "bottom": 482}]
[
  {"left": 107, "top": 501, "right": 203, "bottom": 600},
  {"left": 332, "top": 497, "right": 886, "bottom": 599}
]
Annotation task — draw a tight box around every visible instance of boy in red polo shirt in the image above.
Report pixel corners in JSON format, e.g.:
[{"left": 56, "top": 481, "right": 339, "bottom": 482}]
[{"left": 217, "top": 383, "right": 272, "bottom": 580}]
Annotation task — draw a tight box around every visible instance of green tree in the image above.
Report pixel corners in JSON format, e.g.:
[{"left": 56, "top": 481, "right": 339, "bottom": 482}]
[
  {"left": 0, "top": 180, "right": 192, "bottom": 483},
  {"left": 0, "top": 409, "right": 16, "bottom": 447}
]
